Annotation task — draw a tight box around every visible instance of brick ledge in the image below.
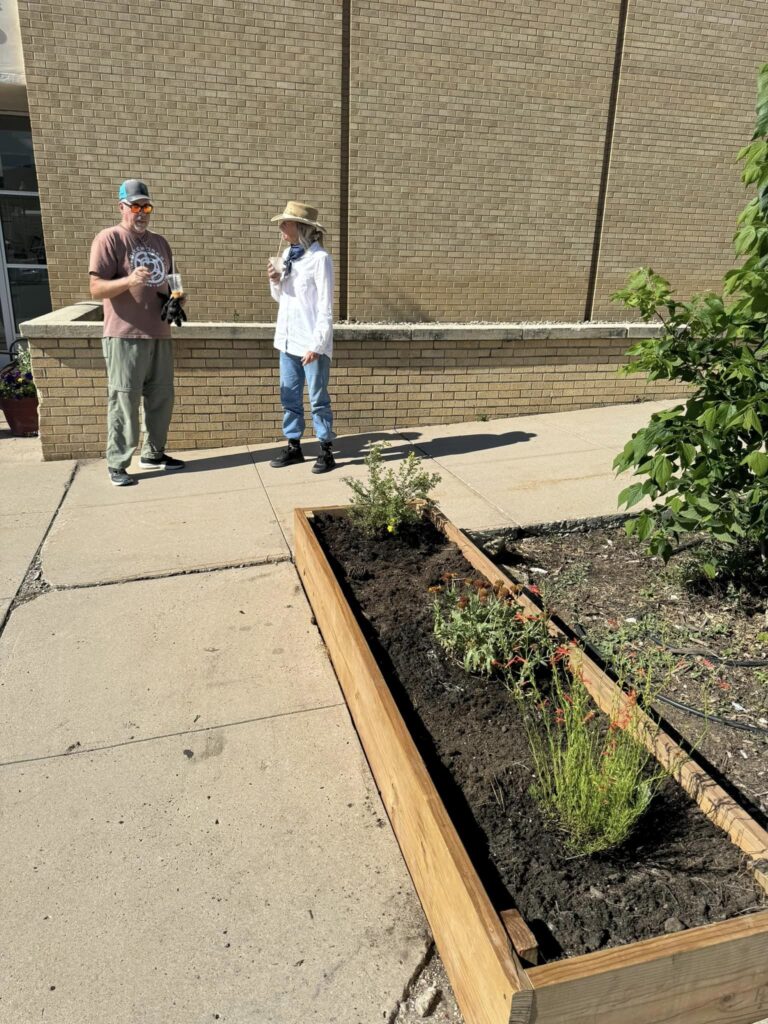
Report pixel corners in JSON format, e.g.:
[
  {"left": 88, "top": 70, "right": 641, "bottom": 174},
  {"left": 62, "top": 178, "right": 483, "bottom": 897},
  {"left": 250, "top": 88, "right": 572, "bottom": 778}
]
[{"left": 21, "top": 302, "right": 664, "bottom": 343}]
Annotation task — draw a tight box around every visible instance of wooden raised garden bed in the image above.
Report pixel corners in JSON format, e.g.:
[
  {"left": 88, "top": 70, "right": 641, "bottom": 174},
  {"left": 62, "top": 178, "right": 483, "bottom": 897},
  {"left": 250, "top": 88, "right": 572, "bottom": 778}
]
[{"left": 294, "top": 505, "right": 768, "bottom": 1024}]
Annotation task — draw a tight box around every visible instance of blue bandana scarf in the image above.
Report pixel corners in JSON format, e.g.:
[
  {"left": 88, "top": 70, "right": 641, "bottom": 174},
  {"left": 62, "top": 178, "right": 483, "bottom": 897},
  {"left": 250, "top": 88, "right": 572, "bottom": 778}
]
[{"left": 282, "top": 243, "right": 305, "bottom": 276}]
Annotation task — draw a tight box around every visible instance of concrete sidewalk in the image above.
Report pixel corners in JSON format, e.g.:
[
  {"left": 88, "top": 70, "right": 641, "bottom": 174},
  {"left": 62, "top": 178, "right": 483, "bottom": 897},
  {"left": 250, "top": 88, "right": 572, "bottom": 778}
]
[{"left": 0, "top": 400, "right": 697, "bottom": 1023}]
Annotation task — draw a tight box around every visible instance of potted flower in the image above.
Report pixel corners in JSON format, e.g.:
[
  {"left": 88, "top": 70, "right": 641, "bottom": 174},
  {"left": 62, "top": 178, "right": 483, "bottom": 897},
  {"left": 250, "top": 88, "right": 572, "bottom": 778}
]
[{"left": 0, "top": 344, "right": 39, "bottom": 436}]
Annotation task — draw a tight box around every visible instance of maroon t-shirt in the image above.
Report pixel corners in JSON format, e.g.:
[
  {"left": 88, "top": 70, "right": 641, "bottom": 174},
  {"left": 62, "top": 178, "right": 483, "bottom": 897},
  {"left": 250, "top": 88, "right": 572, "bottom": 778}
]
[{"left": 89, "top": 226, "right": 174, "bottom": 339}]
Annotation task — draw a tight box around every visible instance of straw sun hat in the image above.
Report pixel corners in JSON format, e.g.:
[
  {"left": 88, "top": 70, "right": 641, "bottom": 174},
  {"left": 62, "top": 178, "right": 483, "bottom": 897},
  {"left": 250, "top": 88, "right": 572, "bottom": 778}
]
[{"left": 270, "top": 201, "right": 325, "bottom": 233}]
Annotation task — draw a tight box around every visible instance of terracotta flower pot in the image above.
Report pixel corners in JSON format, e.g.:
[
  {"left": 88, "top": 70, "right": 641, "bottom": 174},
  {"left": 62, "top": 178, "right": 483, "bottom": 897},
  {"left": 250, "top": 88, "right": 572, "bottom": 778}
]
[{"left": 0, "top": 395, "right": 39, "bottom": 436}]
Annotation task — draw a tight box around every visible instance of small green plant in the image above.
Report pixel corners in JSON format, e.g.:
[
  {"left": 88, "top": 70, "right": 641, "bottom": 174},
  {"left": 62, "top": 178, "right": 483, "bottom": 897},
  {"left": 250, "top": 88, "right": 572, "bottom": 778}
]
[
  {"left": 0, "top": 346, "right": 36, "bottom": 400},
  {"left": 433, "top": 578, "right": 554, "bottom": 688},
  {"left": 612, "top": 64, "right": 768, "bottom": 575},
  {"left": 587, "top": 613, "right": 677, "bottom": 678},
  {"left": 524, "top": 663, "right": 669, "bottom": 856},
  {"left": 538, "top": 561, "right": 590, "bottom": 613},
  {"left": 344, "top": 441, "right": 441, "bottom": 536}
]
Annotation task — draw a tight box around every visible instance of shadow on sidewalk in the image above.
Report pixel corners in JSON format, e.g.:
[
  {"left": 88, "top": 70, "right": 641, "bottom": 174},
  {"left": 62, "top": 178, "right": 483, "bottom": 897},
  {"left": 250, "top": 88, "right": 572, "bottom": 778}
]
[
  {"left": 338, "top": 429, "right": 537, "bottom": 466},
  {"left": 130, "top": 427, "right": 537, "bottom": 479}
]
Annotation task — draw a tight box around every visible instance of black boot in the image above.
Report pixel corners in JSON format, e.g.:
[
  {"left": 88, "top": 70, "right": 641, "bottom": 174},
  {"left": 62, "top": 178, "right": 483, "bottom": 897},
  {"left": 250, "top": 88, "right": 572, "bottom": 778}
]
[
  {"left": 270, "top": 439, "right": 304, "bottom": 468},
  {"left": 312, "top": 441, "right": 336, "bottom": 474}
]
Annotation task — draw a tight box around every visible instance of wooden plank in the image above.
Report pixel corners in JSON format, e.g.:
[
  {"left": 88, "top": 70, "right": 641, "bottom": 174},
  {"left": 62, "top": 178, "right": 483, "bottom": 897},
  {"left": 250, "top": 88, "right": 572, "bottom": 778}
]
[
  {"left": 294, "top": 509, "right": 532, "bottom": 1024},
  {"left": 516, "top": 910, "right": 768, "bottom": 1024},
  {"left": 436, "top": 511, "right": 768, "bottom": 874},
  {"left": 500, "top": 910, "right": 539, "bottom": 965}
]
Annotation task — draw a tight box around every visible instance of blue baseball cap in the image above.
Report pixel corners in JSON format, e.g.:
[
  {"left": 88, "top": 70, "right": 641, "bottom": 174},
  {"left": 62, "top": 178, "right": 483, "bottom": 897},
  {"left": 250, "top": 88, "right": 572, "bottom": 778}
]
[{"left": 118, "top": 179, "right": 151, "bottom": 204}]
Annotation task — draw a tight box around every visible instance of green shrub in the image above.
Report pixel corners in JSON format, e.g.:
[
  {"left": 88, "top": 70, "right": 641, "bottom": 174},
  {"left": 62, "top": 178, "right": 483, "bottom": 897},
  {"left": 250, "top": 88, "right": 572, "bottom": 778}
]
[
  {"left": 344, "top": 441, "right": 441, "bottom": 536},
  {"left": 612, "top": 64, "right": 768, "bottom": 574}
]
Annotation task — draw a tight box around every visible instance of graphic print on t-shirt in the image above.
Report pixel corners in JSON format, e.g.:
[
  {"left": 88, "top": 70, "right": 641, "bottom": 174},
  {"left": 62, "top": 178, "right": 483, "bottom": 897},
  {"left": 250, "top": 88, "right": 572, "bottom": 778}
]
[{"left": 128, "top": 241, "right": 167, "bottom": 286}]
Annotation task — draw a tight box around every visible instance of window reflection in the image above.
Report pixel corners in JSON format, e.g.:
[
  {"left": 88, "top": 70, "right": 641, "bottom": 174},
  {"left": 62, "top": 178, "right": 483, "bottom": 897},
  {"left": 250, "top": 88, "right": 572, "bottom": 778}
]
[
  {"left": 1, "top": 196, "right": 46, "bottom": 264},
  {"left": 0, "top": 114, "right": 38, "bottom": 192},
  {"left": 8, "top": 267, "right": 51, "bottom": 332}
]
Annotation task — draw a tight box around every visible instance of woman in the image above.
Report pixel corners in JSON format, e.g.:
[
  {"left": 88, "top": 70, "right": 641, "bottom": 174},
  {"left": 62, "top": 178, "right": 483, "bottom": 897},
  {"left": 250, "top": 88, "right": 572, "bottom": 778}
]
[{"left": 267, "top": 202, "right": 335, "bottom": 473}]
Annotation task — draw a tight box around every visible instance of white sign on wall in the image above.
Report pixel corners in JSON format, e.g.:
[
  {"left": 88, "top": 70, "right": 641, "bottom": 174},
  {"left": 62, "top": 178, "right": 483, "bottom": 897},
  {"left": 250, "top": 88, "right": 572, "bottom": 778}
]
[{"left": 0, "top": 0, "right": 25, "bottom": 85}]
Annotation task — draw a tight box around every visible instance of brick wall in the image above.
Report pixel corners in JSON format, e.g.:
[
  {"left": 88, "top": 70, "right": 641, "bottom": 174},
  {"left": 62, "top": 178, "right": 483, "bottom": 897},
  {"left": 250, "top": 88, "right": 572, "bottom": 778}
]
[
  {"left": 348, "top": 0, "right": 617, "bottom": 321},
  {"left": 25, "top": 304, "right": 683, "bottom": 461},
  {"left": 16, "top": 0, "right": 342, "bottom": 323},
  {"left": 591, "top": 0, "right": 768, "bottom": 317},
  {"left": 17, "top": 1, "right": 768, "bottom": 325}
]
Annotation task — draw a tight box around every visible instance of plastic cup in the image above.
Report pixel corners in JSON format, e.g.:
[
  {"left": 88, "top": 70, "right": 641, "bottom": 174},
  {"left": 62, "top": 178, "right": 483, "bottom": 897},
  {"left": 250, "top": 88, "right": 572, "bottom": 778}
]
[
  {"left": 269, "top": 256, "right": 283, "bottom": 277},
  {"left": 167, "top": 273, "right": 183, "bottom": 298}
]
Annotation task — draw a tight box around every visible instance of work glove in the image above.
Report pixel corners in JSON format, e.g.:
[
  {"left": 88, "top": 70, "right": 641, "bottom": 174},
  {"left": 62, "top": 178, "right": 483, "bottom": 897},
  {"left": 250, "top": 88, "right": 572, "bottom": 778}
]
[{"left": 158, "top": 292, "right": 187, "bottom": 327}]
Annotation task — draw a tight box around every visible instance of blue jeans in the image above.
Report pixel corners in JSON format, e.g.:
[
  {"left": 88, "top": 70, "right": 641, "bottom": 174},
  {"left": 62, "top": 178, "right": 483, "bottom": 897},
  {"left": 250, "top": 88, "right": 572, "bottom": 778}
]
[{"left": 279, "top": 351, "right": 334, "bottom": 442}]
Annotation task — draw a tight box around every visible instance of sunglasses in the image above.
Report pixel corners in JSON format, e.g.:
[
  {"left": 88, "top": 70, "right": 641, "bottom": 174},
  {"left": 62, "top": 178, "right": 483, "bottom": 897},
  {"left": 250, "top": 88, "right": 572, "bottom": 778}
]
[{"left": 123, "top": 202, "right": 153, "bottom": 214}]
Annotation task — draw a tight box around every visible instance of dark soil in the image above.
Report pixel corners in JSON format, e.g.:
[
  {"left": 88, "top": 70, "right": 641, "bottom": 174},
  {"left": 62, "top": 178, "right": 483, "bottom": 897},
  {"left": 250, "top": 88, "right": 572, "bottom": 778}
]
[
  {"left": 488, "top": 524, "right": 768, "bottom": 826},
  {"left": 313, "top": 514, "right": 766, "bottom": 962}
]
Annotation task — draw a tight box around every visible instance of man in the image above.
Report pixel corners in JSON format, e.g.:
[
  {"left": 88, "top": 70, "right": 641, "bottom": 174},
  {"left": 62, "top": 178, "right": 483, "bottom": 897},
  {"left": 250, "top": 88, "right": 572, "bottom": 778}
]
[{"left": 89, "top": 179, "right": 185, "bottom": 486}]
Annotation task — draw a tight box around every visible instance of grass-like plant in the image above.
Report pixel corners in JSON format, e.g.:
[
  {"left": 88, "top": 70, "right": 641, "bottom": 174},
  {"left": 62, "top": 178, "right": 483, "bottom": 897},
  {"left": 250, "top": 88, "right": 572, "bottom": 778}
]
[
  {"left": 344, "top": 441, "right": 441, "bottom": 537},
  {"left": 524, "top": 661, "right": 670, "bottom": 857}
]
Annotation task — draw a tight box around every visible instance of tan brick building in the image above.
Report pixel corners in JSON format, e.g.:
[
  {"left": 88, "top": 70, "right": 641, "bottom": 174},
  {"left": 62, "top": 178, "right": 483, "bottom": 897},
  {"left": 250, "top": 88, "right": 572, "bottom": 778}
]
[{"left": 14, "top": 0, "right": 768, "bottom": 326}]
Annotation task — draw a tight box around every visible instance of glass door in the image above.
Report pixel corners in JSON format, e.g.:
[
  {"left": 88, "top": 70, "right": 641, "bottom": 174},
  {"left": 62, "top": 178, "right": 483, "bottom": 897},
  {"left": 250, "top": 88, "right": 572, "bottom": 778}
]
[{"left": 0, "top": 113, "right": 51, "bottom": 363}]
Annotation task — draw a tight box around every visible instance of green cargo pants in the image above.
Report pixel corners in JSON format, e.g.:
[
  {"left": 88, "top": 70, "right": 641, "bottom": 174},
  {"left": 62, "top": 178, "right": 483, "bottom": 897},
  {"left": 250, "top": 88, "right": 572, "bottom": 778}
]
[{"left": 102, "top": 336, "right": 175, "bottom": 471}]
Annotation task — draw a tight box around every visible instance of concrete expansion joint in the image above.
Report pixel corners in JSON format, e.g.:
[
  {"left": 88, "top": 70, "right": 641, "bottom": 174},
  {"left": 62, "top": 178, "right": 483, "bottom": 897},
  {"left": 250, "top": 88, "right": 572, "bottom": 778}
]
[
  {"left": 0, "top": 461, "right": 79, "bottom": 641},
  {"left": 388, "top": 943, "right": 441, "bottom": 1024},
  {"left": 50, "top": 552, "right": 296, "bottom": 593},
  {"left": 0, "top": 700, "right": 346, "bottom": 770},
  {"left": 9, "top": 553, "right": 51, "bottom": 611}
]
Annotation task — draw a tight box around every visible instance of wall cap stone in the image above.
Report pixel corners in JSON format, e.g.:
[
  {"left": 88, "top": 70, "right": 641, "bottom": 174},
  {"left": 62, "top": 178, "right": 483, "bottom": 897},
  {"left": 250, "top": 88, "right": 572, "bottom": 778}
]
[{"left": 21, "top": 304, "right": 665, "bottom": 343}]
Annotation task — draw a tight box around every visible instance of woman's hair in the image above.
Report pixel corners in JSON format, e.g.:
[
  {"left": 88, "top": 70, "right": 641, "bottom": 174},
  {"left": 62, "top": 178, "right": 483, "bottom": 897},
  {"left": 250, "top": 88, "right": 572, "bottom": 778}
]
[{"left": 297, "top": 223, "right": 325, "bottom": 250}]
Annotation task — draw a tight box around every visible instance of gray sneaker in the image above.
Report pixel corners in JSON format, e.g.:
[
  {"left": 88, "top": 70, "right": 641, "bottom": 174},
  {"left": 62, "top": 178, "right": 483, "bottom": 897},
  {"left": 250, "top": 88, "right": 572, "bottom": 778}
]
[{"left": 109, "top": 467, "right": 137, "bottom": 487}]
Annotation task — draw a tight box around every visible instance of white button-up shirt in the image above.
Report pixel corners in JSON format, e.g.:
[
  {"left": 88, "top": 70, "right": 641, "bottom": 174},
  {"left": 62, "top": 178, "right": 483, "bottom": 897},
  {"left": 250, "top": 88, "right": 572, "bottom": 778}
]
[{"left": 270, "top": 242, "right": 334, "bottom": 359}]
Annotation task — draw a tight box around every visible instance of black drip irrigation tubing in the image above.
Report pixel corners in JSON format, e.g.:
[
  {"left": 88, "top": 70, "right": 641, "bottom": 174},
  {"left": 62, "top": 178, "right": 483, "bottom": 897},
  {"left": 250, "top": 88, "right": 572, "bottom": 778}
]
[
  {"left": 564, "top": 619, "right": 768, "bottom": 737},
  {"left": 652, "top": 637, "right": 768, "bottom": 669},
  {"left": 654, "top": 694, "right": 768, "bottom": 736}
]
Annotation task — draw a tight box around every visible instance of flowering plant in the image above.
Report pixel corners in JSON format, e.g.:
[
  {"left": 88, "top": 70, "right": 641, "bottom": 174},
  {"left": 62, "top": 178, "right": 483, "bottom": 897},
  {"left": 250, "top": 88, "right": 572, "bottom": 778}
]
[
  {"left": 344, "top": 441, "right": 441, "bottom": 537},
  {"left": 0, "top": 346, "right": 37, "bottom": 400}
]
